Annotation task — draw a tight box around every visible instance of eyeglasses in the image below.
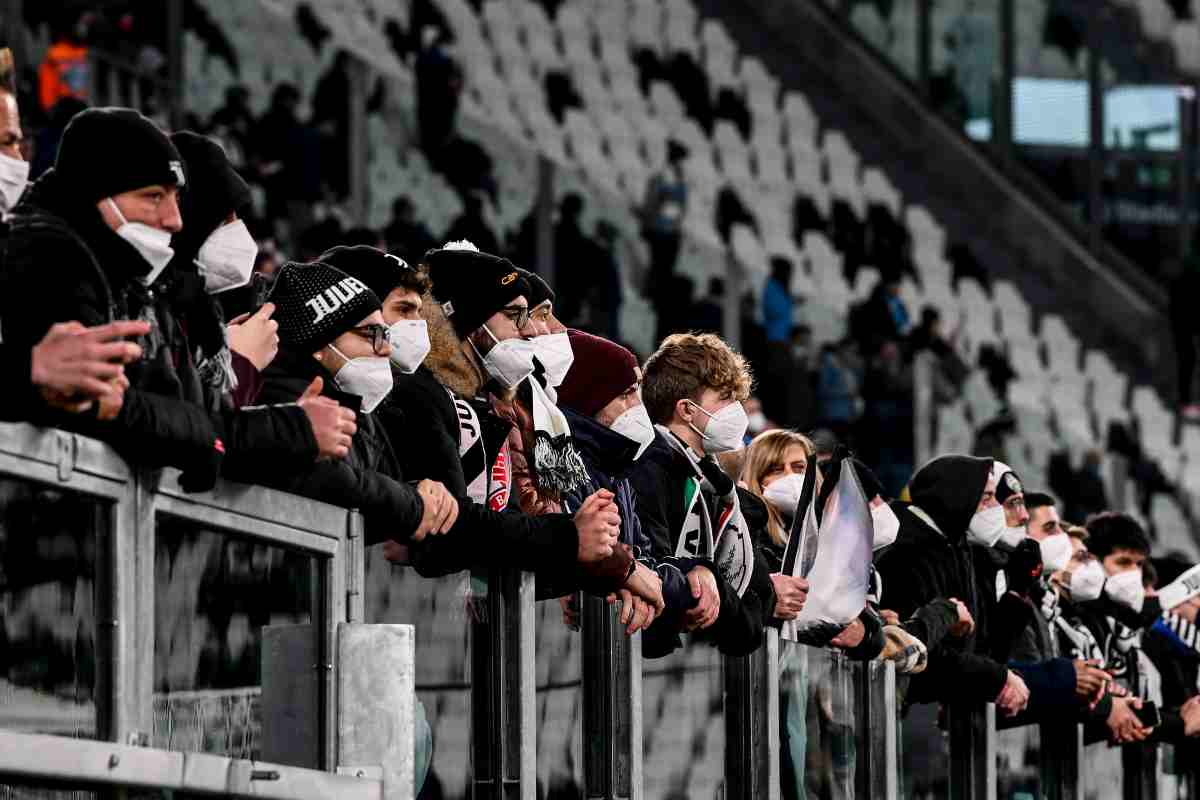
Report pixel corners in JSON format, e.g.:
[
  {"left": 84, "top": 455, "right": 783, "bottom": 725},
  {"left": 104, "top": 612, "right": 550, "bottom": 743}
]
[
  {"left": 499, "top": 304, "right": 530, "bottom": 330},
  {"left": 350, "top": 324, "right": 389, "bottom": 355}
]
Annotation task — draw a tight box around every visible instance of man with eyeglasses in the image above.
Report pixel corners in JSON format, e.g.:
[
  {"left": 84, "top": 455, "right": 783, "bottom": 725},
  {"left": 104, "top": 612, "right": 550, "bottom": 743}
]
[{"left": 312, "top": 245, "right": 653, "bottom": 606}]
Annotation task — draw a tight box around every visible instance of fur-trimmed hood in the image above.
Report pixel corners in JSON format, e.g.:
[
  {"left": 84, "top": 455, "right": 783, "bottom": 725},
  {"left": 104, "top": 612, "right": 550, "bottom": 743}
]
[{"left": 421, "top": 290, "right": 485, "bottom": 399}]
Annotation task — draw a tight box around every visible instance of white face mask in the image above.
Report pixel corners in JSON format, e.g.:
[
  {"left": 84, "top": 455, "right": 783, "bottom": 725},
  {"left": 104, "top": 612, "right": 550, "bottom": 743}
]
[
  {"left": 195, "top": 218, "right": 258, "bottom": 293},
  {"left": 1038, "top": 532, "right": 1073, "bottom": 573},
  {"left": 329, "top": 345, "right": 394, "bottom": 413},
  {"left": 998, "top": 526, "right": 1027, "bottom": 550},
  {"left": 608, "top": 403, "right": 655, "bottom": 459},
  {"left": 872, "top": 503, "right": 900, "bottom": 550},
  {"left": 687, "top": 400, "right": 749, "bottom": 454},
  {"left": 532, "top": 332, "right": 574, "bottom": 388},
  {"left": 966, "top": 504, "right": 1006, "bottom": 548},
  {"left": 747, "top": 411, "right": 768, "bottom": 434},
  {"left": 387, "top": 319, "right": 430, "bottom": 374},
  {"left": 1066, "top": 559, "right": 1106, "bottom": 602},
  {"left": 108, "top": 198, "right": 175, "bottom": 284},
  {"left": 762, "top": 472, "right": 805, "bottom": 515},
  {"left": 475, "top": 325, "right": 536, "bottom": 390},
  {"left": 0, "top": 151, "right": 29, "bottom": 214},
  {"left": 1104, "top": 568, "right": 1146, "bottom": 613}
]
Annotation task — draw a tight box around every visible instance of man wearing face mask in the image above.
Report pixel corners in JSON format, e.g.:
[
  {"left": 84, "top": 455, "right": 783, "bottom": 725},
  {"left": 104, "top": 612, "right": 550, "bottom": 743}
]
[
  {"left": 0, "top": 50, "right": 29, "bottom": 239},
  {"left": 312, "top": 245, "right": 458, "bottom": 491},
  {"left": 554, "top": 330, "right": 702, "bottom": 639},
  {"left": 630, "top": 332, "right": 779, "bottom": 658},
  {"left": 874, "top": 455, "right": 1031, "bottom": 714},
  {"left": 423, "top": 243, "right": 589, "bottom": 519},
  {"left": 516, "top": 268, "right": 574, "bottom": 399},
  {"left": 999, "top": 493, "right": 1118, "bottom": 708},
  {"left": 1, "top": 107, "right": 261, "bottom": 490},
  {"left": 255, "top": 259, "right": 635, "bottom": 592},
  {"left": 163, "top": 131, "right": 273, "bottom": 409}
]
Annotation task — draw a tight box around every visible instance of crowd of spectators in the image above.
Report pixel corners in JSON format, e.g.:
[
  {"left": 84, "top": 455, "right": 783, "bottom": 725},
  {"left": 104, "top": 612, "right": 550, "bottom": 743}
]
[
  {"left": 5, "top": 88, "right": 1200, "bottom": 797},
  {"left": 7, "top": 6, "right": 1200, "bottom": 797}
]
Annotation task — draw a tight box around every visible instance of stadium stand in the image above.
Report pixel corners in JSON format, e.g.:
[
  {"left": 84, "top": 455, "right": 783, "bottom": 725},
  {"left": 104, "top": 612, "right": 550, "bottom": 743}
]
[{"left": 180, "top": 0, "right": 1200, "bottom": 575}]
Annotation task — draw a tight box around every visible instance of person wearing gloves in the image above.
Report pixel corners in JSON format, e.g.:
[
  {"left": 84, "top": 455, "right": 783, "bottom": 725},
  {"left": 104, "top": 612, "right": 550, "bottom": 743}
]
[
  {"left": 0, "top": 107, "right": 348, "bottom": 490},
  {"left": 630, "top": 332, "right": 778, "bottom": 658},
  {"left": 874, "top": 455, "right": 1033, "bottom": 715}
]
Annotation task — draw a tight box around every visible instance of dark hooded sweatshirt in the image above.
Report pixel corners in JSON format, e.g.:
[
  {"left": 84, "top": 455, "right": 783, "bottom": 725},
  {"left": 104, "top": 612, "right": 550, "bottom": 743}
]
[
  {"left": 875, "top": 455, "right": 1009, "bottom": 706},
  {"left": 1, "top": 168, "right": 318, "bottom": 490}
]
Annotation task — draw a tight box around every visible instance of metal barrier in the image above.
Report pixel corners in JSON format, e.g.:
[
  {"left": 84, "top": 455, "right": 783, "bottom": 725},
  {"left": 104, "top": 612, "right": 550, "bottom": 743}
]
[
  {"left": 0, "top": 421, "right": 380, "bottom": 798},
  {"left": 0, "top": 421, "right": 911, "bottom": 800}
]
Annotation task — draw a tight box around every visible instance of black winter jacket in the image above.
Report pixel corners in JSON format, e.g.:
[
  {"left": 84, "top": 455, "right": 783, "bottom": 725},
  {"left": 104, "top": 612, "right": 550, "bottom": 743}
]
[
  {"left": 1, "top": 169, "right": 317, "bottom": 487},
  {"left": 560, "top": 409, "right": 698, "bottom": 622},
  {"left": 382, "top": 364, "right": 470, "bottom": 497},
  {"left": 628, "top": 430, "right": 776, "bottom": 658},
  {"left": 257, "top": 349, "right": 592, "bottom": 580},
  {"left": 0, "top": 342, "right": 40, "bottom": 421},
  {"left": 874, "top": 455, "right": 1009, "bottom": 706}
]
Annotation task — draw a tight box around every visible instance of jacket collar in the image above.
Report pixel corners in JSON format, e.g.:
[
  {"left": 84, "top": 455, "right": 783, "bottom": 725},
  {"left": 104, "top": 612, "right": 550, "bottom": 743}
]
[{"left": 562, "top": 407, "right": 638, "bottom": 476}]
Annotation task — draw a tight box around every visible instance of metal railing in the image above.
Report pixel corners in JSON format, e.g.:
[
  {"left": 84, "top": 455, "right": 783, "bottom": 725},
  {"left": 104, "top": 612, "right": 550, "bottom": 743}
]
[{"left": 0, "top": 420, "right": 907, "bottom": 800}]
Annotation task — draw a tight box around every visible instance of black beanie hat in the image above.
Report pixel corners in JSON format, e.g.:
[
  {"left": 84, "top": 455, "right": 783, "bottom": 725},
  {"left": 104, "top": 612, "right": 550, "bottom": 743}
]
[
  {"left": 319, "top": 245, "right": 414, "bottom": 304},
  {"left": 56, "top": 107, "right": 186, "bottom": 203},
  {"left": 426, "top": 246, "right": 531, "bottom": 338},
  {"left": 170, "top": 131, "right": 250, "bottom": 247},
  {"left": 267, "top": 260, "right": 381, "bottom": 354},
  {"left": 517, "top": 267, "right": 555, "bottom": 309}
]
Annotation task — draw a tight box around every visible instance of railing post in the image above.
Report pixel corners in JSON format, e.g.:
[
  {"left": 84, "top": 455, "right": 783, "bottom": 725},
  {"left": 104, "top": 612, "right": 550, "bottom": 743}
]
[
  {"left": 1122, "top": 741, "right": 1159, "bottom": 800},
  {"left": 1040, "top": 721, "right": 1083, "bottom": 800},
  {"left": 947, "top": 703, "right": 996, "bottom": 800},
  {"left": 724, "top": 629, "right": 779, "bottom": 800},
  {"left": 471, "top": 569, "right": 536, "bottom": 800},
  {"left": 581, "top": 594, "right": 642, "bottom": 800},
  {"left": 855, "top": 659, "right": 899, "bottom": 800},
  {"left": 131, "top": 468, "right": 158, "bottom": 746},
  {"left": 346, "top": 511, "right": 365, "bottom": 624}
]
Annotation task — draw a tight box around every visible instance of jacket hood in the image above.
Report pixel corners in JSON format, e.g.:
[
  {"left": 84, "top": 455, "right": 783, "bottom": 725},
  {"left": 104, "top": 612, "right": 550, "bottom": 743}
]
[
  {"left": 906, "top": 455, "right": 992, "bottom": 542},
  {"left": 563, "top": 406, "right": 639, "bottom": 477},
  {"left": 421, "top": 289, "right": 484, "bottom": 398}
]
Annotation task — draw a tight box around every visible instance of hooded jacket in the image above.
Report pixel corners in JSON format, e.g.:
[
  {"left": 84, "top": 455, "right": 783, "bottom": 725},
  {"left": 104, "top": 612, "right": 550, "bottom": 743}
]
[
  {"left": 628, "top": 429, "right": 777, "bottom": 658},
  {"left": 874, "top": 455, "right": 1009, "bottom": 706},
  {"left": 1, "top": 169, "right": 319, "bottom": 489},
  {"left": 1, "top": 168, "right": 317, "bottom": 489}
]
